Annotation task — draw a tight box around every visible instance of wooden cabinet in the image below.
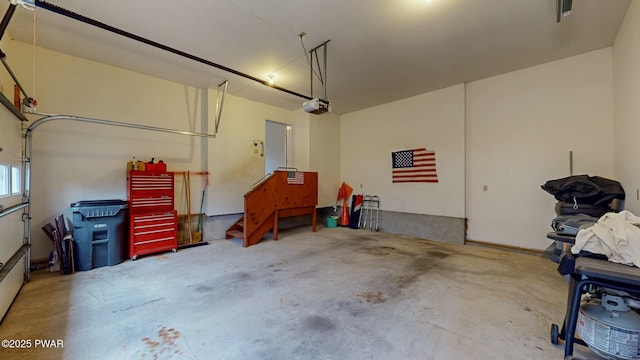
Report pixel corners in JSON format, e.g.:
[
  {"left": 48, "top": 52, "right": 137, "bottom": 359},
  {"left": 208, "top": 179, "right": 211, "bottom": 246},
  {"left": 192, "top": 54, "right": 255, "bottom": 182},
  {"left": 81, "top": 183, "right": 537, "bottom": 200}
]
[{"left": 127, "top": 171, "right": 177, "bottom": 259}]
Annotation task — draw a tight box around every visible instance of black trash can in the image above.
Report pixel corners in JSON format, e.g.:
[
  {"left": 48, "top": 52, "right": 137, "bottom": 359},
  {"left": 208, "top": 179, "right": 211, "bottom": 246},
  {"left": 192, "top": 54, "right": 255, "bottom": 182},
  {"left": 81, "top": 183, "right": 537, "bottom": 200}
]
[{"left": 70, "top": 200, "right": 128, "bottom": 271}]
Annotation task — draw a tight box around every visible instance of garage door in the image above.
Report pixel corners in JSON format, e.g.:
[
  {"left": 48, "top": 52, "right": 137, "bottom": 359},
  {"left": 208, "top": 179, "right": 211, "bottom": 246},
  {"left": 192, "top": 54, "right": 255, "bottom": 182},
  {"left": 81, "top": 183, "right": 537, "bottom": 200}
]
[{"left": 0, "top": 96, "right": 29, "bottom": 321}]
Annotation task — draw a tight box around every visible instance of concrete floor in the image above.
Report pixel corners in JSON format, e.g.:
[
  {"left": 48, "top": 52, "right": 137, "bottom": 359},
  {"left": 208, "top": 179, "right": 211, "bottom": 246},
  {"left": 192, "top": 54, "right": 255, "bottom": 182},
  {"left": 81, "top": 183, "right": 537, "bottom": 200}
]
[{"left": 0, "top": 227, "right": 600, "bottom": 359}]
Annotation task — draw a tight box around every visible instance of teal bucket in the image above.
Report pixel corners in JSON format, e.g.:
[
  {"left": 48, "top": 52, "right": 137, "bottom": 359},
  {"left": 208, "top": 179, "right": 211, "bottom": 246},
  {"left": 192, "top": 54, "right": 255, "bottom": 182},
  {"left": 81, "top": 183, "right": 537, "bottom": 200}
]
[{"left": 326, "top": 216, "right": 339, "bottom": 228}]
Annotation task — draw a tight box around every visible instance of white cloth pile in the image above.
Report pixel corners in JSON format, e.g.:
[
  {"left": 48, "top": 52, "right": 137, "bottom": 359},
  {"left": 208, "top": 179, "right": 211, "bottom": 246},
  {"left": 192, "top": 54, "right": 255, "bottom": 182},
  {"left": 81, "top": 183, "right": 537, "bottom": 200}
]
[{"left": 572, "top": 210, "right": 640, "bottom": 267}]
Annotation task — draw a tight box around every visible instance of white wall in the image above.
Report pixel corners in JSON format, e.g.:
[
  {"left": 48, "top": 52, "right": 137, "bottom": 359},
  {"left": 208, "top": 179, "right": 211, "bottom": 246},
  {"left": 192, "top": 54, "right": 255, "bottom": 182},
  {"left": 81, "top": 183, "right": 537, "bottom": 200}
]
[
  {"left": 3, "top": 32, "right": 622, "bottom": 257},
  {"left": 613, "top": 0, "right": 640, "bottom": 214},
  {"left": 8, "top": 40, "right": 205, "bottom": 260},
  {"left": 5, "top": 40, "right": 317, "bottom": 259},
  {"left": 291, "top": 110, "right": 311, "bottom": 172},
  {"left": 340, "top": 49, "right": 613, "bottom": 251},
  {"left": 207, "top": 94, "right": 296, "bottom": 215},
  {"left": 309, "top": 111, "right": 341, "bottom": 207},
  {"left": 340, "top": 84, "right": 466, "bottom": 218},
  {"left": 466, "top": 48, "right": 614, "bottom": 250}
]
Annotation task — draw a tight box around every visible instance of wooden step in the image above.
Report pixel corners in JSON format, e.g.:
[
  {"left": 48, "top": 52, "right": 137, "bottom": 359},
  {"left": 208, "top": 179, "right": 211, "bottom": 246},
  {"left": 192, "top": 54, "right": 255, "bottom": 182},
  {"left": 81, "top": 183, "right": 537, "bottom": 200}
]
[{"left": 226, "top": 230, "right": 243, "bottom": 239}]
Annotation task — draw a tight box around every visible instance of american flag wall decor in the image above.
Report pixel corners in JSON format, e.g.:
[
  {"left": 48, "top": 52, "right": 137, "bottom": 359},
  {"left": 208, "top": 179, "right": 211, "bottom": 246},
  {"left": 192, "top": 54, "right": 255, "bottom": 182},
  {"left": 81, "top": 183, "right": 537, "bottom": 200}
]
[
  {"left": 287, "top": 171, "right": 305, "bottom": 184},
  {"left": 391, "top": 148, "right": 439, "bottom": 183}
]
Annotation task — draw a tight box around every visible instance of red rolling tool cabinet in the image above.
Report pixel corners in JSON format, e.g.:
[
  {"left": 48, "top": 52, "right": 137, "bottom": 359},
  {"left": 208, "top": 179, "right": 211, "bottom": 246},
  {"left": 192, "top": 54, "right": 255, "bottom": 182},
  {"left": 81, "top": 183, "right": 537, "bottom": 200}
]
[{"left": 127, "top": 171, "right": 178, "bottom": 260}]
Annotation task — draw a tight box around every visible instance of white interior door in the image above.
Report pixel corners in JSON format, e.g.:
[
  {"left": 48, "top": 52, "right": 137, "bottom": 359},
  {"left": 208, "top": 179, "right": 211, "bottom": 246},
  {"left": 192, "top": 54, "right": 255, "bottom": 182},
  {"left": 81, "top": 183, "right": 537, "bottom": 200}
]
[{"left": 265, "top": 120, "right": 291, "bottom": 174}]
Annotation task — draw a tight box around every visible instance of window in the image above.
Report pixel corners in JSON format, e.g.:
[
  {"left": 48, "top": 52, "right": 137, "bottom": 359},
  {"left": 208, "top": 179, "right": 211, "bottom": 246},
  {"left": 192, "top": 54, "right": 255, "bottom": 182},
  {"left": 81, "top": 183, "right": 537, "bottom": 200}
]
[
  {"left": 0, "top": 163, "right": 21, "bottom": 197},
  {"left": 0, "top": 163, "right": 8, "bottom": 197},
  {"left": 11, "top": 165, "right": 20, "bottom": 195}
]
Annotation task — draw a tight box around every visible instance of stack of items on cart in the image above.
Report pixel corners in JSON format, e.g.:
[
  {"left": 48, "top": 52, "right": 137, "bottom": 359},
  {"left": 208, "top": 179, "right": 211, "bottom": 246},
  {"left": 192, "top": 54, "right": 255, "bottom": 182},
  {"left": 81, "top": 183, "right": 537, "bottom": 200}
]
[
  {"left": 543, "top": 176, "right": 640, "bottom": 359},
  {"left": 541, "top": 175, "right": 625, "bottom": 263}
]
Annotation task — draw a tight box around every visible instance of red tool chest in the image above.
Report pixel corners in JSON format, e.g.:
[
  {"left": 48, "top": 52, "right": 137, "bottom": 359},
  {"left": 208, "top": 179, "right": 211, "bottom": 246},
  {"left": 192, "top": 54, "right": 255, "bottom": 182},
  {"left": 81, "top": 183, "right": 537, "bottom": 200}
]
[{"left": 127, "top": 171, "right": 177, "bottom": 260}]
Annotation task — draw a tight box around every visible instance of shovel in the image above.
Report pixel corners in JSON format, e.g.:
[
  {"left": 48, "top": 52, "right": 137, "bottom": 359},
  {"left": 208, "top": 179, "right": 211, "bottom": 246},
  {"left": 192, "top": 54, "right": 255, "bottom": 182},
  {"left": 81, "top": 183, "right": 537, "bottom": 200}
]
[
  {"left": 185, "top": 171, "right": 193, "bottom": 244},
  {"left": 193, "top": 188, "right": 205, "bottom": 243}
]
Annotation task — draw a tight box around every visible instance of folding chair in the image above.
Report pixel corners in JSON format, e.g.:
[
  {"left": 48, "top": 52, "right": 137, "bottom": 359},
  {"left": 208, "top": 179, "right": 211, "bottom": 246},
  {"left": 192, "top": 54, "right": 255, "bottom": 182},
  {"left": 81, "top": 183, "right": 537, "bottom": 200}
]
[
  {"left": 54, "top": 215, "right": 75, "bottom": 274},
  {"left": 41, "top": 223, "right": 64, "bottom": 275}
]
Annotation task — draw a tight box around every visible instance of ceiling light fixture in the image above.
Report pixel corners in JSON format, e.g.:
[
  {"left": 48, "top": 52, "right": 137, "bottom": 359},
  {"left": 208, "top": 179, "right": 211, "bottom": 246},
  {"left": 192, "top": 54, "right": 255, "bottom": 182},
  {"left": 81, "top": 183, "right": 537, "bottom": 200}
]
[{"left": 268, "top": 74, "right": 275, "bottom": 85}]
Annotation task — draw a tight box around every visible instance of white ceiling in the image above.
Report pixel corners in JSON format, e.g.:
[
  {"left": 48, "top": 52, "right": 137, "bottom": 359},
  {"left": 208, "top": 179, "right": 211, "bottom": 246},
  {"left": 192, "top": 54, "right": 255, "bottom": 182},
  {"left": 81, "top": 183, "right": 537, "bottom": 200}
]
[{"left": 0, "top": 0, "right": 632, "bottom": 114}]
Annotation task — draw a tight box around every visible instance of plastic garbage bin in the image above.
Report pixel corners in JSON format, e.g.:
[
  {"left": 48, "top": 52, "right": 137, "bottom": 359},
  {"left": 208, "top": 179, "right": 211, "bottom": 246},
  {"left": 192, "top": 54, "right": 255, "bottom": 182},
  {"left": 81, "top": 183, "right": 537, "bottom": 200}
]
[{"left": 70, "top": 200, "right": 128, "bottom": 271}]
